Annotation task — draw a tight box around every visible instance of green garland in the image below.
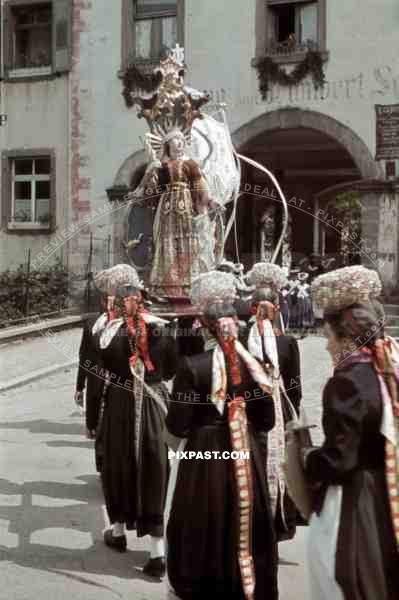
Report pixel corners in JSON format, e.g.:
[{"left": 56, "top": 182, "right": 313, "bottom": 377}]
[
  {"left": 122, "top": 64, "right": 163, "bottom": 108},
  {"left": 255, "top": 50, "right": 326, "bottom": 99}
]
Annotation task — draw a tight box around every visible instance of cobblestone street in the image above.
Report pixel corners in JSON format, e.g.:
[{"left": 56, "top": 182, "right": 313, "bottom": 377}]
[{"left": 0, "top": 329, "right": 331, "bottom": 599}]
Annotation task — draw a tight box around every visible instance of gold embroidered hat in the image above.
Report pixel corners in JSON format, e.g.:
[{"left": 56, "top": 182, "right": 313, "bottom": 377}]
[
  {"left": 190, "top": 271, "right": 238, "bottom": 312},
  {"left": 311, "top": 265, "right": 382, "bottom": 312},
  {"left": 246, "top": 262, "right": 288, "bottom": 292}
]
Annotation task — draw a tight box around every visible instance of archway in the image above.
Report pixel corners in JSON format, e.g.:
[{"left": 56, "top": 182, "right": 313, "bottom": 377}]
[
  {"left": 107, "top": 149, "right": 148, "bottom": 264},
  {"left": 230, "top": 108, "right": 381, "bottom": 270}
]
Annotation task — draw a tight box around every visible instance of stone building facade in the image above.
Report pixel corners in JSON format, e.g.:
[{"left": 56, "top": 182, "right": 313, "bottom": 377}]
[
  {"left": 0, "top": 0, "right": 72, "bottom": 271},
  {"left": 3, "top": 0, "right": 399, "bottom": 290}
]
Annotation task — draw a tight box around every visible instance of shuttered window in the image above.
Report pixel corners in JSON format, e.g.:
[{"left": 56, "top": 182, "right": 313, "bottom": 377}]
[{"left": 3, "top": 0, "right": 72, "bottom": 79}]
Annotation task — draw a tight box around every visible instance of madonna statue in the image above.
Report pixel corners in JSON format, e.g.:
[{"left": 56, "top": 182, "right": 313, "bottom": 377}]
[
  {"left": 140, "top": 129, "right": 217, "bottom": 298},
  {"left": 127, "top": 47, "right": 226, "bottom": 298}
]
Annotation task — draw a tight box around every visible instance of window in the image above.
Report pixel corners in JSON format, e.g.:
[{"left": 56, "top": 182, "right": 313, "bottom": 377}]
[
  {"left": 2, "top": 151, "right": 55, "bottom": 231},
  {"left": 264, "top": 0, "right": 326, "bottom": 62},
  {"left": 4, "top": 0, "right": 72, "bottom": 79},
  {"left": 12, "top": 157, "right": 51, "bottom": 223},
  {"left": 121, "top": 0, "right": 184, "bottom": 70},
  {"left": 11, "top": 3, "right": 52, "bottom": 70},
  {"left": 135, "top": 0, "right": 177, "bottom": 60}
]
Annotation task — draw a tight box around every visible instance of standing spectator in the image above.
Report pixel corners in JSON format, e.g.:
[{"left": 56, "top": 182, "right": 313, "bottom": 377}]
[
  {"left": 287, "top": 269, "right": 300, "bottom": 329},
  {"left": 297, "top": 273, "right": 314, "bottom": 330}
]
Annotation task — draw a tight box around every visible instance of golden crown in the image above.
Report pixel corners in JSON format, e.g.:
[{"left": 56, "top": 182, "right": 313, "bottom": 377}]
[{"left": 132, "top": 46, "right": 210, "bottom": 145}]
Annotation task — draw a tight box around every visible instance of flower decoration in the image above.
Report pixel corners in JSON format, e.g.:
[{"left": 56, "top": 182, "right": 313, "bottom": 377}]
[
  {"left": 246, "top": 263, "right": 288, "bottom": 292},
  {"left": 311, "top": 265, "right": 382, "bottom": 311},
  {"left": 93, "top": 264, "right": 144, "bottom": 295},
  {"left": 190, "top": 271, "right": 238, "bottom": 312}
]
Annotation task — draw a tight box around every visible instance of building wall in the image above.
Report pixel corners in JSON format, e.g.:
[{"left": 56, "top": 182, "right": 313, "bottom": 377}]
[
  {"left": 187, "top": 0, "right": 399, "bottom": 158},
  {"left": 75, "top": 0, "right": 399, "bottom": 281},
  {"left": 0, "top": 77, "right": 69, "bottom": 270}
]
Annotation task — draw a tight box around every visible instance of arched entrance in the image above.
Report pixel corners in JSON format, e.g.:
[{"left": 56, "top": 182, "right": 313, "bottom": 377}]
[
  {"left": 231, "top": 108, "right": 381, "bottom": 270},
  {"left": 106, "top": 149, "right": 148, "bottom": 264}
]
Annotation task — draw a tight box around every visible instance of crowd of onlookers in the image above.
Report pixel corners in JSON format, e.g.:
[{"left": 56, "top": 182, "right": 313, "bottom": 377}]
[
  {"left": 216, "top": 254, "right": 344, "bottom": 334},
  {"left": 280, "top": 254, "right": 343, "bottom": 331}
]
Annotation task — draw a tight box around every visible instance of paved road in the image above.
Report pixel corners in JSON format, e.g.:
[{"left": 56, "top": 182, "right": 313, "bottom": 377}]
[{"left": 0, "top": 329, "right": 331, "bottom": 599}]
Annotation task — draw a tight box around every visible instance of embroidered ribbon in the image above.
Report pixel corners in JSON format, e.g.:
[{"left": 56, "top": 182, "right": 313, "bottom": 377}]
[
  {"left": 211, "top": 341, "right": 273, "bottom": 415},
  {"left": 215, "top": 317, "right": 242, "bottom": 385},
  {"left": 248, "top": 318, "right": 286, "bottom": 521},
  {"left": 127, "top": 312, "right": 155, "bottom": 373},
  {"left": 209, "top": 320, "right": 273, "bottom": 600},
  {"left": 228, "top": 397, "right": 256, "bottom": 600}
]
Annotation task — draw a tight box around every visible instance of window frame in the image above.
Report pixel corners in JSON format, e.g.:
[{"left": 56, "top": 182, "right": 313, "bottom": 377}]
[
  {"left": 2, "top": 149, "right": 56, "bottom": 233},
  {"left": 135, "top": 0, "right": 178, "bottom": 20},
  {"left": 3, "top": 0, "right": 72, "bottom": 81},
  {"left": 120, "top": 0, "right": 185, "bottom": 72},
  {"left": 256, "top": 0, "right": 327, "bottom": 64},
  {"left": 11, "top": 2, "right": 53, "bottom": 73}
]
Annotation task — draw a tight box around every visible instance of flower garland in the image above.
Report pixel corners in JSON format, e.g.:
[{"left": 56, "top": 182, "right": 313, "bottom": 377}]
[
  {"left": 254, "top": 50, "right": 326, "bottom": 99},
  {"left": 122, "top": 63, "right": 163, "bottom": 108}
]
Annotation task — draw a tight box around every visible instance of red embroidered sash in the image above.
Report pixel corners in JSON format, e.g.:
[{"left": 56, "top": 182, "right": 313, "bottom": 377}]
[
  {"left": 127, "top": 313, "right": 155, "bottom": 372},
  {"left": 228, "top": 397, "right": 256, "bottom": 600}
]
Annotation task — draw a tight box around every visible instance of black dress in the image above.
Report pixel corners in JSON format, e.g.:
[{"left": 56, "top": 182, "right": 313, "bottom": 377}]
[
  {"left": 166, "top": 351, "right": 278, "bottom": 600},
  {"left": 76, "top": 315, "right": 105, "bottom": 432},
  {"left": 306, "top": 362, "right": 399, "bottom": 600},
  {"left": 97, "top": 320, "right": 177, "bottom": 537},
  {"left": 76, "top": 315, "right": 106, "bottom": 471}
]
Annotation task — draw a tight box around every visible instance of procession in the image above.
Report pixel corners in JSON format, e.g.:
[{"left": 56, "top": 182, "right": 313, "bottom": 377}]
[
  {"left": 71, "top": 49, "right": 399, "bottom": 599},
  {"left": 2, "top": 3, "right": 399, "bottom": 597}
]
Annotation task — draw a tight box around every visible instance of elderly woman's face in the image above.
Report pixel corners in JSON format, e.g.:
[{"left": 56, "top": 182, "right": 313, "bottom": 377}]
[
  {"left": 123, "top": 293, "right": 141, "bottom": 316},
  {"left": 168, "top": 134, "right": 185, "bottom": 159}
]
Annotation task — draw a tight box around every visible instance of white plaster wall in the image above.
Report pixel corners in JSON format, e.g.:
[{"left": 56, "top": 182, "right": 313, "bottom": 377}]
[
  {"left": 77, "top": 0, "right": 399, "bottom": 264},
  {"left": 75, "top": 0, "right": 148, "bottom": 237},
  {"left": 0, "top": 78, "right": 69, "bottom": 270},
  {"left": 186, "top": 0, "right": 399, "bottom": 152}
]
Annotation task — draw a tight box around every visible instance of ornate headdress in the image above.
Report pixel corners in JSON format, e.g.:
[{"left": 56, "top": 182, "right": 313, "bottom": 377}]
[
  {"left": 132, "top": 46, "right": 210, "bottom": 159},
  {"left": 190, "top": 271, "right": 238, "bottom": 312},
  {"left": 246, "top": 262, "right": 288, "bottom": 292},
  {"left": 311, "top": 265, "right": 382, "bottom": 312},
  {"left": 93, "top": 264, "right": 144, "bottom": 296}
]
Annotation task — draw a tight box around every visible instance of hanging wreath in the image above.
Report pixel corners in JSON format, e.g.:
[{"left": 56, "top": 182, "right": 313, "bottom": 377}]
[
  {"left": 254, "top": 50, "right": 326, "bottom": 99},
  {"left": 122, "top": 63, "right": 163, "bottom": 108}
]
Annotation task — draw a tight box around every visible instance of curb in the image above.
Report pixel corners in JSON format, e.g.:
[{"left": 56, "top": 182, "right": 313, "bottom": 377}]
[
  {"left": 0, "top": 315, "right": 83, "bottom": 345},
  {"left": 0, "top": 359, "right": 77, "bottom": 393}
]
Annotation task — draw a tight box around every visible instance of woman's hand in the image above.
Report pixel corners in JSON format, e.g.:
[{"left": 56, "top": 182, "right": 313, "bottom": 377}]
[
  {"left": 86, "top": 429, "right": 96, "bottom": 440},
  {"left": 74, "top": 390, "right": 84, "bottom": 407}
]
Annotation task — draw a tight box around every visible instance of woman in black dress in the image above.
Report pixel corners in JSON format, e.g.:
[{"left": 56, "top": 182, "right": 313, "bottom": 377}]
[
  {"left": 303, "top": 266, "right": 399, "bottom": 599},
  {"left": 246, "top": 262, "right": 303, "bottom": 542},
  {"left": 166, "top": 271, "right": 278, "bottom": 600},
  {"left": 93, "top": 264, "right": 177, "bottom": 577}
]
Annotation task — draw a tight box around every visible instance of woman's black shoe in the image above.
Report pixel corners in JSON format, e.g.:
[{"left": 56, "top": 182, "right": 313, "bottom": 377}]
[
  {"left": 103, "top": 528, "right": 127, "bottom": 552},
  {"left": 142, "top": 556, "right": 166, "bottom": 578}
]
